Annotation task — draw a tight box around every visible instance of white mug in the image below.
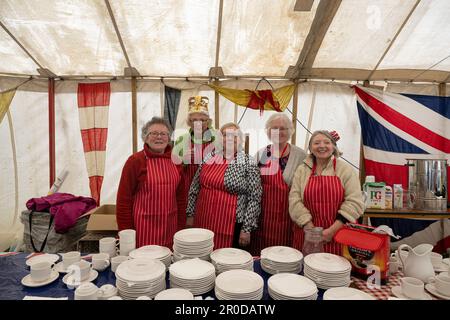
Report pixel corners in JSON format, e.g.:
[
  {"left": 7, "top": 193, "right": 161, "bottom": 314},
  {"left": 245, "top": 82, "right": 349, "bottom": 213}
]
[
  {"left": 30, "top": 261, "right": 53, "bottom": 282},
  {"left": 119, "top": 242, "right": 136, "bottom": 257},
  {"left": 430, "top": 252, "right": 443, "bottom": 268},
  {"left": 92, "top": 253, "right": 111, "bottom": 272},
  {"left": 99, "top": 237, "right": 119, "bottom": 258},
  {"left": 67, "top": 259, "right": 92, "bottom": 283},
  {"left": 428, "top": 273, "right": 450, "bottom": 296},
  {"left": 389, "top": 257, "right": 399, "bottom": 274},
  {"left": 111, "top": 255, "right": 130, "bottom": 273},
  {"left": 63, "top": 251, "right": 81, "bottom": 269},
  {"left": 401, "top": 277, "right": 425, "bottom": 299},
  {"left": 119, "top": 229, "right": 136, "bottom": 243},
  {"left": 98, "top": 284, "right": 118, "bottom": 300},
  {"left": 74, "top": 283, "right": 100, "bottom": 300}
]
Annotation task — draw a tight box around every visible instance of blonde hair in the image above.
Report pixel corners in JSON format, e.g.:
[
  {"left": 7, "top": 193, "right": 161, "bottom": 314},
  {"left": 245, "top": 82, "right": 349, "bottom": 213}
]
[{"left": 308, "top": 130, "right": 343, "bottom": 158}]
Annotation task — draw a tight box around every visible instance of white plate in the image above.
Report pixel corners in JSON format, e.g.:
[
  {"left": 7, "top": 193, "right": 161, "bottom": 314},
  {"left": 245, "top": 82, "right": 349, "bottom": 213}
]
[
  {"left": 268, "top": 273, "right": 317, "bottom": 298},
  {"left": 154, "top": 288, "right": 194, "bottom": 300},
  {"left": 21, "top": 270, "right": 59, "bottom": 287},
  {"left": 391, "top": 286, "right": 432, "bottom": 300},
  {"left": 210, "top": 248, "right": 253, "bottom": 265},
  {"left": 174, "top": 228, "right": 214, "bottom": 243},
  {"left": 304, "top": 253, "right": 351, "bottom": 273},
  {"left": 129, "top": 245, "right": 172, "bottom": 260},
  {"left": 26, "top": 254, "right": 60, "bottom": 267},
  {"left": 169, "top": 258, "right": 215, "bottom": 280},
  {"left": 215, "top": 270, "right": 263, "bottom": 294},
  {"left": 116, "top": 258, "right": 166, "bottom": 282},
  {"left": 261, "top": 246, "right": 303, "bottom": 263},
  {"left": 425, "top": 283, "right": 450, "bottom": 300},
  {"left": 324, "top": 287, "right": 376, "bottom": 300},
  {"left": 62, "top": 269, "right": 98, "bottom": 288}
]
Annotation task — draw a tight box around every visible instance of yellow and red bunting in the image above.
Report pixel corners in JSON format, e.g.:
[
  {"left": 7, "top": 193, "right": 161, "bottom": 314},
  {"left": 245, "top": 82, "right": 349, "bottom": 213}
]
[
  {"left": 77, "top": 83, "right": 111, "bottom": 205},
  {"left": 208, "top": 83, "right": 295, "bottom": 115}
]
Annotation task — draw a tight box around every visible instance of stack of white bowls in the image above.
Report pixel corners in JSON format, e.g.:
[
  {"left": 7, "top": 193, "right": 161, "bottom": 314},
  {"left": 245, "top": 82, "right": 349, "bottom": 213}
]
[
  {"left": 268, "top": 273, "right": 318, "bottom": 300},
  {"left": 118, "top": 229, "right": 136, "bottom": 256},
  {"left": 260, "top": 246, "right": 303, "bottom": 274},
  {"left": 169, "top": 258, "right": 216, "bottom": 295},
  {"left": 115, "top": 258, "right": 166, "bottom": 300},
  {"left": 215, "top": 270, "right": 264, "bottom": 300},
  {"left": 172, "top": 228, "right": 214, "bottom": 262},
  {"left": 303, "top": 253, "right": 352, "bottom": 289},
  {"left": 129, "top": 245, "right": 172, "bottom": 269},
  {"left": 210, "top": 248, "right": 254, "bottom": 274}
]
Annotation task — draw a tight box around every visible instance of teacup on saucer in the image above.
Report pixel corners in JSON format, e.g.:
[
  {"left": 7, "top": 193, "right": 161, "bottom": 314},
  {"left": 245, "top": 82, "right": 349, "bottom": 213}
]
[{"left": 425, "top": 283, "right": 450, "bottom": 300}]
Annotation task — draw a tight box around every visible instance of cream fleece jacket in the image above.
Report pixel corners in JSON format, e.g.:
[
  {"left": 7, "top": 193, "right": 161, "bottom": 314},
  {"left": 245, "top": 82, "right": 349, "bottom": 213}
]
[{"left": 288, "top": 155, "right": 364, "bottom": 227}]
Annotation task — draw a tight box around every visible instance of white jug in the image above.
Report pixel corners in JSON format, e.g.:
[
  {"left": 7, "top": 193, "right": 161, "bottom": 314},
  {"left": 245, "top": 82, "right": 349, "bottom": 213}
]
[{"left": 397, "top": 243, "right": 435, "bottom": 283}]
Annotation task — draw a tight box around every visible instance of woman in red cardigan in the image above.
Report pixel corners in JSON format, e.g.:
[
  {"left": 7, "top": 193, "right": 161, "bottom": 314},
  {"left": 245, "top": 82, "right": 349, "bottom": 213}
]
[{"left": 116, "top": 117, "right": 182, "bottom": 249}]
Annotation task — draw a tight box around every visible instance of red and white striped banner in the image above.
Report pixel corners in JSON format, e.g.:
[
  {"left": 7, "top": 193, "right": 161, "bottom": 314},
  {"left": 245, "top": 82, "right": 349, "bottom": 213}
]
[{"left": 77, "top": 82, "right": 111, "bottom": 205}]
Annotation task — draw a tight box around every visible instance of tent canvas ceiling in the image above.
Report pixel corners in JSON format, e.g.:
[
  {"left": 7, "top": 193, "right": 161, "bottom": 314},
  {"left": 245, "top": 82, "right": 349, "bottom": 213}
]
[{"left": 0, "top": 0, "right": 449, "bottom": 82}]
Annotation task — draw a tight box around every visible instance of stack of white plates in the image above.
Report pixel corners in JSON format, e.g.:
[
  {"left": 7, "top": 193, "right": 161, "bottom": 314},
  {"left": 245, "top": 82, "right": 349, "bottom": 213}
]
[
  {"left": 154, "top": 288, "right": 195, "bottom": 300},
  {"left": 169, "top": 258, "right": 216, "bottom": 295},
  {"left": 215, "top": 270, "right": 264, "bottom": 300},
  {"left": 115, "top": 258, "right": 166, "bottom": 300},
  {"left": 268, "top": 273, "right": 318, "bottom": 300},
  {"left": 129, "top": 245, "right": 172, "bottom": 269},
  {"left": 210, "top": 248, "right": 253, "bottom": 274},
  {"left": 173, "top": 228, "right": 214, "bottom": 262},
  {"left": 260, "top": 246, "right": 303, "bottom": 274},
  {"left": 324, "top": 287, "right": 376, "bottom": 300},
  {"left": 303, "top": 253, "right": 351, "bottom": 290}
]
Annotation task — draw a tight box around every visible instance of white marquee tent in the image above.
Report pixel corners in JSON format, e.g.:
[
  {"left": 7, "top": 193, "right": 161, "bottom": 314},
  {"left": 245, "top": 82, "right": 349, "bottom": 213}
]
[{"left": 1, "top": 0, "right": 450, "bottom": 250}]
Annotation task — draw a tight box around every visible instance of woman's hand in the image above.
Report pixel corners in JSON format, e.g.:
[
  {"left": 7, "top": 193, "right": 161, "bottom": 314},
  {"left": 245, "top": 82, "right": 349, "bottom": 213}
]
[
  {"left": 239, "top": 231, "right": 251, "bottom": 247},
  {"left": 304, "top": 221, "right": 314, "bottom": 230},
  {"left": 186, "top": 217, "right": 194, "bottom": 228},
  {"left": 322, "top": 220, "right": 344, "bottom": 242}
]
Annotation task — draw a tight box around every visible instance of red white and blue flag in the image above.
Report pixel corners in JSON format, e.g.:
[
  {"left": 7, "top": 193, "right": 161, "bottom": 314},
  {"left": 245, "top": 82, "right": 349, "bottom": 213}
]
[{"left": 355, "top": 85, "right": 450, "bottom": 252}]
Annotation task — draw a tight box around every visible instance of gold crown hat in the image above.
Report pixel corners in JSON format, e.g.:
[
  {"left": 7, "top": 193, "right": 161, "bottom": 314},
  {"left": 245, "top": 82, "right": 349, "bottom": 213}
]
[{"left": 188, "top": 96, "right": 209, "bottom": 116}]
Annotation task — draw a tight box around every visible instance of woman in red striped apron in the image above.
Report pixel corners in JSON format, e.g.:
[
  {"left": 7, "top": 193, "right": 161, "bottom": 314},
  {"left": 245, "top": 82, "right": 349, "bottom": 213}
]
[
  {"left": 249, "top": 114, "right": 306, "bottom": 256},
  {"left": 116, "top": 117, "right": 182, "bottom": 249},
  {"left": 186, "top": 123, "right": 262, "bottom": 249},
  {"left": 289, "top": 130, "right": 364, "bottom": 255}
]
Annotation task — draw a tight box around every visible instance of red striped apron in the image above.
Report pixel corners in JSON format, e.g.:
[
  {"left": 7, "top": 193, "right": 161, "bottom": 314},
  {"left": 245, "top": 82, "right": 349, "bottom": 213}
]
[
  {"left": 250, "top": 145, "right": 291, "bottom": 256},
  {"left": 133, "top": 154, "right": 181, "bottom": 248},
  {"left": 292, "top": 158, "right": 344, "bottom": 255},
  {"left": 193, "top": 154, "right": 238, "bottom": 249},
  {"left": 177, "top": 142, "right": 212, "bottom": 230}
]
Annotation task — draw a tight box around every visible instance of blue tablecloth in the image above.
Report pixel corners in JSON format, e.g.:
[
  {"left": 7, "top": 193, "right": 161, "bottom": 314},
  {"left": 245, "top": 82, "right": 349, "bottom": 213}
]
[{"left": 0, "top": 253, "right": 325, "bottom": 300}]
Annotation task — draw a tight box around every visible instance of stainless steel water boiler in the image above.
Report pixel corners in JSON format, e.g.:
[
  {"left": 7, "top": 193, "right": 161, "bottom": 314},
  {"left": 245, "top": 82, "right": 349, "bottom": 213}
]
[{"left": 406, "top": 158, "right": 448, "bottom": 211}]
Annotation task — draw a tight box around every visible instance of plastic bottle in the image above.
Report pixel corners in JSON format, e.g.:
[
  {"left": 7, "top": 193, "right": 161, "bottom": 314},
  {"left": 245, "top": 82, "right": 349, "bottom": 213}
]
[
  {"left": 302, "top": 227, "right": 324, "bottom": 256},
  {"left": 385, "top": 186, "right": 393, "bottom": 209}
]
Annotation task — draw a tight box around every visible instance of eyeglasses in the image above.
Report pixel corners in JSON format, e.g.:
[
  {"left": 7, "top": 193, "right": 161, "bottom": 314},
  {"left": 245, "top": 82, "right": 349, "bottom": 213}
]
[
  {"left": 191, "top": 119, "right": 209, "bottom": 123},
  {"left": 147, "top": 131, "right": 170, "bottom": 138},
  {"left": 270, "top": 127, "right": 289, "bottom": 131}
]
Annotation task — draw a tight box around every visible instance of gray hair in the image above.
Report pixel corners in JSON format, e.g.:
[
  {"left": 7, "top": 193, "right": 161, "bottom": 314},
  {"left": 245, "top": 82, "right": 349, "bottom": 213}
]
[
  {"left": 141, "top": 117, "right": 172, "bottom": 142},
  {"left": 308, "top": 130, "right": 343, "bottom": 158},
  {"left": 265, "top": 113, "right": 294, "bottom": 138}
]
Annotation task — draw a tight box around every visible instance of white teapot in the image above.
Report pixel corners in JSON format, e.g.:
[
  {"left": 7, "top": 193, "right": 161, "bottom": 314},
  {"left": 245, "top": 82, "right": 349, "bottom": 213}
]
[{"left": 397, "top": 243, "right": 435, "bottom": 283}]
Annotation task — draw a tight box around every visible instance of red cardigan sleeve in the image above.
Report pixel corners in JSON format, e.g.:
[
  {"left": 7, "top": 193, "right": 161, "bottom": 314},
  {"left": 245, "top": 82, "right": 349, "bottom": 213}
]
[{"left": 116, "top": 152, "right": 145, "bottom": 231}]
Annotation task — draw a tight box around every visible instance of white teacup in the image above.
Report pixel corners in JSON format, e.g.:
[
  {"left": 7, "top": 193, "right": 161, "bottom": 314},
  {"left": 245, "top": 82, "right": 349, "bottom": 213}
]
[
  {"left": 111, "top": 255, "right": 130, "bottom": 273},
  {"left": 99, "top": 284, "right": 118, "bottom": 300},
  {"left": 30, "top": 261, "right": 53, "bottom": 283},
  {"left": 401, "top": 277, "right": 425, "bottom": 299},
  {"left": 119, "top": 229, "right": 136, "bottom": 243},
  {"left": 428, "top": 273, "right": 450, "bottom": 296},
  {"left": 92, "top": 253, "right": 110, "bottom": 272},
  {"left": 389, "top": 257, "right": 400, "bottom": 274},
  {"left": 430, "top": 252, "right": 443, "bottom": 268},
  {"left": 62, "top": 251, "right": 81, "bottom": 269},
  {"left": 74, "top": 283, "right": 100, "bottom": 300},
  {"left": 67, "top": 259, "right": 92, "bottom": 282},
  {"left": 119, "top": 242, "right": 136, "bottom": 257},
  {"left": 99, "top": 237, "right": 119, "bottom": 258}
]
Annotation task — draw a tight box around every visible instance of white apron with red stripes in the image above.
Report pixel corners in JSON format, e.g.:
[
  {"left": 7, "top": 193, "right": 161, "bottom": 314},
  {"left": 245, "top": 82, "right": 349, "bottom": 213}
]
[
  {"left": 193, "top": 154, "right": 237, "bottom": 249},
  {"left": 292, "top": 158, "right": 344, "bottom": 255},
  {"left": 250, "top": 146, "right": 292, "bottom": 256},
  {"left": 133, "top": 153, "right": 181, "bottom": 249},
  {"left": 177, "top": 142, "right": 212, "bottom": 230}
]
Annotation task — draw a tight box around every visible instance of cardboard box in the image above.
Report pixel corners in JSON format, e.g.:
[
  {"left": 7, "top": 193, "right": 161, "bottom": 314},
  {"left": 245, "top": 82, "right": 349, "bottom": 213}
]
[
  {"left": 77, "top": 230, "right": 118, "bottom": 253},
  {"left": 365, "top": 182, "right": 386, "bottom": 209},
  {"left": 81, "top": 204, "right": 118, "bottom": 231}
]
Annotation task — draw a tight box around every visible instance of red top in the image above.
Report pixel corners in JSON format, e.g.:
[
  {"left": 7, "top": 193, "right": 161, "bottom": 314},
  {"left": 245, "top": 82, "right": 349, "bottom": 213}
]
[{"left": 116, "top": 144, "right": 182, "bottom": 230}]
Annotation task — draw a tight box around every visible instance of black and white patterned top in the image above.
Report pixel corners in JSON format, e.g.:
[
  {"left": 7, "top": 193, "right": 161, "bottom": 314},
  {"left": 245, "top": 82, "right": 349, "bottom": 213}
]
[{"left": 186, "top": 150, "right": 262, "bottom": 233}]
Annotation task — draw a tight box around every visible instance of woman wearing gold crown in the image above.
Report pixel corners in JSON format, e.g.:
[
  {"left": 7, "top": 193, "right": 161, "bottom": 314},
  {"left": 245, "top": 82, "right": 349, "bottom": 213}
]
[
  {"left": 289, "top": 130, "right": 364, "bottom": 255},
  {"left": 172, "top": 96, "right": 221, "bottom": 231},
  {"left": 186, "top": 122, "right": 262, "bottom": 249}
]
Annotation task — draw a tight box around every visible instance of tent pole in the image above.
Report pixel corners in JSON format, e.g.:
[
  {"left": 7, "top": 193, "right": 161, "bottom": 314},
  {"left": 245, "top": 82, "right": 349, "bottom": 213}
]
[
  {"left": 132, "top": 77, "right": 137, "bottom": 153},
  {"left": 48, "top": 78, "right": 55, "bottom": 188},
  {"left": 439, "top": 82, "right": 446, "bottom": 97},
  {"left": 291, "top": 81, "right": 299, "bottom": 145}
]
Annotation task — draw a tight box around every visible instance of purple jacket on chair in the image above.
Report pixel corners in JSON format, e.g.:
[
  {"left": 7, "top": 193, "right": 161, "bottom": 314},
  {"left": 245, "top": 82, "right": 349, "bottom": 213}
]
[{"left": 26, "top": 193, "right": 97, "bottom": 234}]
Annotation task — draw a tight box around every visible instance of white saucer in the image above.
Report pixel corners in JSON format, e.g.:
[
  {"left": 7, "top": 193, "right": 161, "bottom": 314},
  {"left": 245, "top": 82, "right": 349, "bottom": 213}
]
[
  {"left": 21, "top": 270, "right": 59, "bottom": 287},
  {"left": 433, "top": 262, "right": 449, "bottom": 273},
  {"left": 425, "top": 283, "right": 450, "bottom": 300},
  {"left": 62, "top": 270, "right": 98, "bottom": 288},
  {"left": 391, "top": 286, "right": 432, "bottom": 300}
]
